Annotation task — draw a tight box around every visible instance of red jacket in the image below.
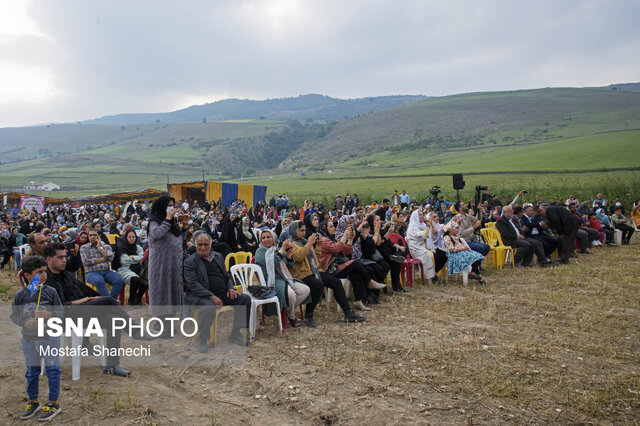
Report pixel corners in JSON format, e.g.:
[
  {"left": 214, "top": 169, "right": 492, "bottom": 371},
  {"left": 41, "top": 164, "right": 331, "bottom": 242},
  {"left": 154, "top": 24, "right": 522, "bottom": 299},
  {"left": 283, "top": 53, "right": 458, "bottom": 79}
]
[{"left": 588, "top": 218, "right": 603, "bottom": 230}]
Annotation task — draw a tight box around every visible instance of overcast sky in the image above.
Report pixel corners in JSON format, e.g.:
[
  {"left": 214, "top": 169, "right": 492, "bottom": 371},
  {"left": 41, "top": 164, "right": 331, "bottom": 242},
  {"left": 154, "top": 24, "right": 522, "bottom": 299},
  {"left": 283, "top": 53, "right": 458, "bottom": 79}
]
[{"left": 1, "top": 0, "right": 639, "bottom": 127}]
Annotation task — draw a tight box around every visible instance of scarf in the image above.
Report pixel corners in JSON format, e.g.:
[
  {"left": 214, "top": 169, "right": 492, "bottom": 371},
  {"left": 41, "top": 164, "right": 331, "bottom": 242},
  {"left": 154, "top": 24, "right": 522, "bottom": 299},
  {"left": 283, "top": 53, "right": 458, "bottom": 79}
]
[
  {"left": 259, "top": 229, "right": 295, "bottom": 288},
  {"left": 304, "top": 213, "right": 318, "bottom": 239},
  {"left": 75, "top": 230, "right": 88, "bottom": 247},
  {"left": 149, "top": 213, "right": 182, "bottom": 237},
  {"left": 596, "top": 208, "right": 608, "bottom": 223},
  {"left": 289, "top": 220, "right": 320, "bottom": 279},
  {"left": 408, "top": 209, "right": 427, "bottom": 231},
  {"left": 148, "top": 195, "right": 182, "bottom": 237},
  {"left": 241, "top": 219, "right": 253, "bottom": 240},
  {"left": 117, "top": 233, "right": 139, "bottom": 256}
]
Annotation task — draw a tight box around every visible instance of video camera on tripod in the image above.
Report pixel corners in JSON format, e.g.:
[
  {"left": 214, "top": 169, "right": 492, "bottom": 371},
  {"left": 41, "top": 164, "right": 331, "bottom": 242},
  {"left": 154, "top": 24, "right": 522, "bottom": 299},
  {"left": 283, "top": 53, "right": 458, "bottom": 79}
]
[{"left": 474, "top": 185, "right": 488, "bottom": 206}]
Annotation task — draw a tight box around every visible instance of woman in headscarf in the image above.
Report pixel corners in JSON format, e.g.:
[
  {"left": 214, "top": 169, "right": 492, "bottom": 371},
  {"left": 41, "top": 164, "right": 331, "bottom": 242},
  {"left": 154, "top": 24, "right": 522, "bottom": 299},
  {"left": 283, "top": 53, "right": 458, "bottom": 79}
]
[
  {"left": 237, "top": 216, "right": 258, "bottom": 254},
  {"left": 288, "top": 220, "right": 365, "bottom": 327},
  {"left": 147, "top": 195, "right": 185, "bottom": 319},
  {"left": 596, "top": 208, "right": 613, "bottom": 229},
  {"left": 317, "top": 220, "right": 385, "bottom": 311},
  {"left": 274, "top": 217, "right": 290, "bottom": 238},
  {"left": 303, "top": 213, "right": 319, "bottom": 239},
  {"left": 442, "top": 219, "right": 486, "bottom": 284},
  {"left": 115, "top": 229, "right": 147, "bottom": 305},
  {"left": 405, "top": 209, "right": 436, "bottom": 282},
  {"left": 378, "top": 221, "right": 407, "bottom": 293},
  {"left": 254, "top": 229, "right": 310, "bottom": 327},
  {"left": 358, "top": 214, "right": 391, "bottom": 292},
  {"left": 426, "top": 212, "right": 448, "bottom": 275},
  {"left": 221, "top": 211, "right": 241, "bottom": 250}
]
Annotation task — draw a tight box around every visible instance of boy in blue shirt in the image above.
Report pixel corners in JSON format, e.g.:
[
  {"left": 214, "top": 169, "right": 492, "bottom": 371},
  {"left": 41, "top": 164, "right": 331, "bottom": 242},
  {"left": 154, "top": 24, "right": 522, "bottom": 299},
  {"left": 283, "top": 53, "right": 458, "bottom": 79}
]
[{"left": 10, "top": 255, "right": 64, "bottom": 421}]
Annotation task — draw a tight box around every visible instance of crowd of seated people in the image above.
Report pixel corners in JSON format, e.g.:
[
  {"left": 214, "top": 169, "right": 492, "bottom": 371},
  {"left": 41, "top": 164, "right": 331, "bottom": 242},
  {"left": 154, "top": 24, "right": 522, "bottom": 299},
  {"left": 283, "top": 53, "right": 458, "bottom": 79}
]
[{"left": 1, "top": 190, "right": 637, "bottom": 348}]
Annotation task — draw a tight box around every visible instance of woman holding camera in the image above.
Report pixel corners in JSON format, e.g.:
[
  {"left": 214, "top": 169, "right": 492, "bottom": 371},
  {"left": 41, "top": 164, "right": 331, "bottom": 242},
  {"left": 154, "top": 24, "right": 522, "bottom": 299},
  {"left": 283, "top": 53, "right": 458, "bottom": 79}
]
[
  {"left": 288, "top": 220, "right": 365, "bottom": 327},
  {"left": 317, "top": 220, "right": 385, "bottom": 311}
]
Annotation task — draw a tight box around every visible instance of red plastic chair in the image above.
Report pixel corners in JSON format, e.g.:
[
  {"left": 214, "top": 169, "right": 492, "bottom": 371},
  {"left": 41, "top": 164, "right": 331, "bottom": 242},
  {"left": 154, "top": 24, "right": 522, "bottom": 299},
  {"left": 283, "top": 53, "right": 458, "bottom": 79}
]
[{"left": 388, "top": 233, "right": 424, "bottom": 288}]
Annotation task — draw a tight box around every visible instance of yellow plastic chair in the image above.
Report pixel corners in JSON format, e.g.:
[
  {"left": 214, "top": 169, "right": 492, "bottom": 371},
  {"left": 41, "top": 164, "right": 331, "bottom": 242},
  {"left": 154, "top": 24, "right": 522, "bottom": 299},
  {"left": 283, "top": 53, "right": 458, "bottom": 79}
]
[
  {"left": 481, "top": 228, "right": 514, "bottom": 269},
  {"left": 225, "top": 251, "right": 252, "bottom": 271},
  {"left": 193, "top": 306, "right": 235, "bottom": 348},
  {"left": 107, "top": 234, "right": 118, "bottom": 245},
  {"left": 491, "top": 228, "right": 515, "bottom": 269},
  {"left": 480, "top": 228, "right": 498, "bottom": 267},
  {"left": 485, "top": 222, "right": 496, "bottom": 229}
]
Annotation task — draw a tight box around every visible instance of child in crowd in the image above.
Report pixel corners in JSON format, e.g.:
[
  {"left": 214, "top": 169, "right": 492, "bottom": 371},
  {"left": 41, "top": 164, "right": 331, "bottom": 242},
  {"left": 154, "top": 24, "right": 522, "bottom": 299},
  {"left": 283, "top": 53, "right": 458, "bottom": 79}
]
[{"left": 10, "top": 255, "right": 64, "bottom": 421}]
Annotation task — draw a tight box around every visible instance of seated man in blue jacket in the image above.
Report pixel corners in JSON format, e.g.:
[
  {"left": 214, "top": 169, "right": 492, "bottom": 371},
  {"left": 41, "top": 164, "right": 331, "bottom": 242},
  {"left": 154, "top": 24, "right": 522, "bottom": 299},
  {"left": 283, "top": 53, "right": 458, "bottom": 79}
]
[{"left": 184, "top": 231, "right": 251, "bottom": 353}]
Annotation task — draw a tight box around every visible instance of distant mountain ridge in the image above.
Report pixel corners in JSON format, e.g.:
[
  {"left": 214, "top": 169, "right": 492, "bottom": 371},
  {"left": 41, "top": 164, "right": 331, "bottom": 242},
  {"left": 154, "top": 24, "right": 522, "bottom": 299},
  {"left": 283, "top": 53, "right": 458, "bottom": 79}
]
[{"left": 83, "top": 94, "right": 428, "bottom": 125}]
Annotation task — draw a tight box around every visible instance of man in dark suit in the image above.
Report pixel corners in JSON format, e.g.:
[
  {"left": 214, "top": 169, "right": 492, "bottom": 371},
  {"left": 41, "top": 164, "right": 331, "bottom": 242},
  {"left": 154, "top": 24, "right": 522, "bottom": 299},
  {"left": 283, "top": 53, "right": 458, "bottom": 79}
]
[
  {"left": 543, "top": 204, "right": 581, "bottom": 264},
  {"left": 512, "top": 206, "right": 558, "bottom": 266},
  {"left": 522, "top": 204, "right": 561, "bottom": 257},
  {"left": 184, "top": 231, "right": 251, "bottom": 352},
  {"left": 495, "top": 205, "right": 534, "bottom": 267}
]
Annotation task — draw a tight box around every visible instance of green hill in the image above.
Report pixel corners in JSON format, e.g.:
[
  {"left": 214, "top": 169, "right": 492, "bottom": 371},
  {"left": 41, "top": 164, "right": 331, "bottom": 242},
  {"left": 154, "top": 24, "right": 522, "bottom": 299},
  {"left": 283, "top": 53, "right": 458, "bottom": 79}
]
[
  {"left": 1, "top": 86, "right": 640, "bottom": 195},
  {"left": 82, "top": 94, "right": 427, "bottom": 125},
  {"left": 283, "top": 88, "right": 640, "bottom": 169}
]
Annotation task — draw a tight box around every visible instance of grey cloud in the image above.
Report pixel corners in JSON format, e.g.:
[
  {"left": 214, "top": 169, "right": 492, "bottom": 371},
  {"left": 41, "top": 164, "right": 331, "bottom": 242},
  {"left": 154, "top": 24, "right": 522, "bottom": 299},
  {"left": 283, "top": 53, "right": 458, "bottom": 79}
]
[{"left": 0, "top": 0, "right": 638, "bottom": 126}]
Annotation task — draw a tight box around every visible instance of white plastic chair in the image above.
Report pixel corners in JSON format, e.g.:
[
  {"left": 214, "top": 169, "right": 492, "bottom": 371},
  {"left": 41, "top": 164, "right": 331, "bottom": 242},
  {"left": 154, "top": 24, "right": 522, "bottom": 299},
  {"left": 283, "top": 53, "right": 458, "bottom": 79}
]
[
  {"left": 39, "top": 333, "right": 106, "bottom": 380},
  {"left": 71, "top": 332, "right": 106, "bottom": 380},
  {"left": 230, "top": 264, "right": 283, "bottom": 341},
  {"left": 18, "top": 243, "right": 30, "bottom": 259}
]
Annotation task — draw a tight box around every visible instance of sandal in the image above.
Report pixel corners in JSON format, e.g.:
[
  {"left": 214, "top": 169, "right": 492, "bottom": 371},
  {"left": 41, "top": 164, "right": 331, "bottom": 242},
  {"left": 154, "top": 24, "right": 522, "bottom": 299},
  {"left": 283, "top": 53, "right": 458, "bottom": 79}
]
[
  {"left": 478, "top": 279, "right": 487, "bottom": 285},
  {"left": 288, "top": 318, "right": 303, "bottom": 328}
]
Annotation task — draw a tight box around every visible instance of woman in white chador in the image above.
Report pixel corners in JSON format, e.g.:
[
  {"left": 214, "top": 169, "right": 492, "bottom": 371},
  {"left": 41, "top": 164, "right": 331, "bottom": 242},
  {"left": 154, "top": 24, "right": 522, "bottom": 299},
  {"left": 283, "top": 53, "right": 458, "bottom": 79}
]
[{"left": 404, "top": 209, "right": 436, "bottom": 281}]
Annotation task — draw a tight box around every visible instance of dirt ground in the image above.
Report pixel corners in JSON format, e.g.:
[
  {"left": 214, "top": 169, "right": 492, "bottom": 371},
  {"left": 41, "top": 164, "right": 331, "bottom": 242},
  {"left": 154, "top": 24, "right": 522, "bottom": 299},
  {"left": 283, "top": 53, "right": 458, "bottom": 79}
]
[{"left": 0, "top": 245, "right": 638, "bottom": 425}]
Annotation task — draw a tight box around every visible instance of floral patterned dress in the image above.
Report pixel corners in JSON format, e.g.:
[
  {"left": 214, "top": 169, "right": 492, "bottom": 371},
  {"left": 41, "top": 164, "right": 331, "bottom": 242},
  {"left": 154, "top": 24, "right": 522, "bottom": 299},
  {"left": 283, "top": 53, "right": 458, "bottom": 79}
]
[{"left": 443, "top": 235, "right": 484, "bottom": 274}]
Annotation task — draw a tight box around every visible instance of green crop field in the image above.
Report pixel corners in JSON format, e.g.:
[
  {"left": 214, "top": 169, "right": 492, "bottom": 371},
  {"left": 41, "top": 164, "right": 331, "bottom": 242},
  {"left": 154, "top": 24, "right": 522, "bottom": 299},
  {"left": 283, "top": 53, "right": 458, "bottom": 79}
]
[{"left": 243, "top": 170, "right": 640, "bottom": 208}]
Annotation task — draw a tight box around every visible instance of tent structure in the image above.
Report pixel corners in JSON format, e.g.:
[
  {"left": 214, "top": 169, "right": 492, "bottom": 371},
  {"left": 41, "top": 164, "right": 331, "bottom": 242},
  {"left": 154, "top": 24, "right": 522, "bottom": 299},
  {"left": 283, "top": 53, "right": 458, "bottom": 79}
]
[
  {"left": 168, "top": 181, "right": 267, "bottom": 208},
  {"left": 1, "top": 192, "right": 65, "bottom": 205},
  {"left": 1, "top": 189, "right": 165, "bottom": 206}
]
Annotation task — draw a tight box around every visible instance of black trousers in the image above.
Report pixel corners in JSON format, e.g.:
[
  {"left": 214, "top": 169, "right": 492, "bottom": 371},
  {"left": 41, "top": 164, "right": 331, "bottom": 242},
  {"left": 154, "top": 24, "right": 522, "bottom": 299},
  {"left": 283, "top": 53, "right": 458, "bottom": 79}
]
[
  {"left": 0, "top": 248, "right": 11, "bottom": 268},
  {"left": 434, "top": 248, "right": 448, "bottom": 273},
  {"left": 302, "top": 272, "right": 350, "bottom": 315},
  {"left": 509, "top": 239, "right": 535, "bottom": 266},
  {"left": 336, "top": 261, "right": 369, "bottom": 302},
  {"left": 559, "top": 225, "right": 579, "bottom": 263},
  {"left": 529, "top": 235, "right": 560, "bottom": 257},
  {"left": 365, "top": 260, "right": 390, "bottom": 283},
  {"left": 615, "top": 223, "right": 635, "bottom": 242},
  {"left": 387, "top": 260, "right": 401, "bottom": 290},
  {"left": 524, "top": 237, "right": 548, "bottom": 262},
  {"left": 186, "top": 293, "right": 251, "bottom": 342},
  {"left": 70, "top": 297, "right": 128, "bottom": 366}
]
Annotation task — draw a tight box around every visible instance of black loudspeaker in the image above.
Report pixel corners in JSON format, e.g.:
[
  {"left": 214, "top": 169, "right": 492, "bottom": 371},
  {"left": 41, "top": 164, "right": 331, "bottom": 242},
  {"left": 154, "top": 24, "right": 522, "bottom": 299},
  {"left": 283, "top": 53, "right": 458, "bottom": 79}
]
[{"left": 452, "top": 174, "right": 465, "bottom": 190}]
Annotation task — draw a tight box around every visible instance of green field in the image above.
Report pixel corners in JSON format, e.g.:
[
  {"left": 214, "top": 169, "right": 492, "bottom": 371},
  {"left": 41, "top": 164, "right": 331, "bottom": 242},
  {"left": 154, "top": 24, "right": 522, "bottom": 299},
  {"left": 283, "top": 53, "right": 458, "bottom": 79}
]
[
  {"left": 243, "top": 170, "right": 640, "bottom": 207},
  {"left": 2, "top": 87, "right": 639, "bottom": 205}
]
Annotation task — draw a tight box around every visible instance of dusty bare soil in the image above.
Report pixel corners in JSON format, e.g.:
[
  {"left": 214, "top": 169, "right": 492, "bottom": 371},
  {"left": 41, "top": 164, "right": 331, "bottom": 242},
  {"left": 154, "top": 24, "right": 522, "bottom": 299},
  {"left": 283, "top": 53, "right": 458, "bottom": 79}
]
[{"left": 0, "top": 245, "right": 638, "bottom": 425}]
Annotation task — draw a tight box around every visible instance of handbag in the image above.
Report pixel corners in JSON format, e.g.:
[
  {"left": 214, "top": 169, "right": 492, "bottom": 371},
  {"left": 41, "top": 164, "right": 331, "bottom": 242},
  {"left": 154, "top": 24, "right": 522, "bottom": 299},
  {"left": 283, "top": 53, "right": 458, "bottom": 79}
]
[
  {"left": 247, "top": 285, "right": 277, "bottom": 300},
  {"left": 326, "top": 256, "right": 339, "bottom": 275},
  {"left": 371, "top": 249, "right": 384, "bottom": 262}
]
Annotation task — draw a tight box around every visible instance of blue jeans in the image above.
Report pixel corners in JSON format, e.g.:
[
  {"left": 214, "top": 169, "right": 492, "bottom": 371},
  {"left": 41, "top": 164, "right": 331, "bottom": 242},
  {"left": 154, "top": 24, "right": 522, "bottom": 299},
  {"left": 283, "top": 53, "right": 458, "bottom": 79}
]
[
  {"left": 21, "top": 337, "right": 61, "bottom": 402},
  {"left": 13, "top": 248, "right": 21, "bottom": 269},
  {"left": 467, "top": 241, "right": 490, "bottom": 257},
  {"left": 86, "top": 270, "right": 124, "bottom": 299}
]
